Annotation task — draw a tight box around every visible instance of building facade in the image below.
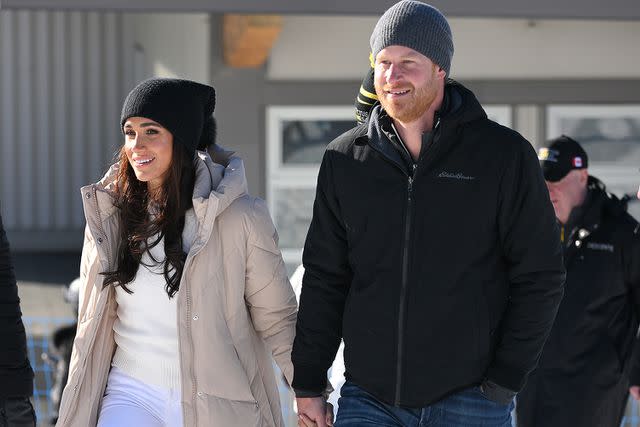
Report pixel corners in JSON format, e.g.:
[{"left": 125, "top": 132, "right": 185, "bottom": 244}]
[{"left": 0, "top": 4, "right": 638, "bottom": 274}]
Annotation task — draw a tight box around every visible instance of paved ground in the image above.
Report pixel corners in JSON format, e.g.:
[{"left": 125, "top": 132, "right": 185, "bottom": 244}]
[
  {"left": 14, "top": 252, "right": 80, "bottom": 322},
  {"left": 13, "top": 252, "right": 80, "bottom": 425}
]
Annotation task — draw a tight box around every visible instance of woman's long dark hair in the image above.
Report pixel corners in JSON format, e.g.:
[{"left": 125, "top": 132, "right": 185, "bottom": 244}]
[{"left": 102, "top": 142, "right": 196, "bottom": 298}]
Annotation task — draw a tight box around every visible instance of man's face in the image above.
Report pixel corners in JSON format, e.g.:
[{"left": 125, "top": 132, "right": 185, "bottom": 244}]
[
  {"left": 545, "top": 169, "right": 589, "bottom": 224},
  {"left": 373, "top": 45, "right": 445, "bottom": 124}
]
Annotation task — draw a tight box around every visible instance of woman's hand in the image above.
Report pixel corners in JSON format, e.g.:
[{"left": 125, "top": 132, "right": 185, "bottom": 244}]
[{"left": 296, "top": 397, "right": 334, "bottom": 427}]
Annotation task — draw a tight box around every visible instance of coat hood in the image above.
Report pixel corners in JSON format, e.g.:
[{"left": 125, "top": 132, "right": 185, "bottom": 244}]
[
  {"left": 366, "top": 79, "right": 487, "bottom": 148},
  {"left": 368, "top": 79, "right": 485, "bottom": 129},
  {"left": 86, "top": 145, "right": 248, "bottom": 224},
  {"left": 578, "top": 175, "right": 629, "bottom": 227}
]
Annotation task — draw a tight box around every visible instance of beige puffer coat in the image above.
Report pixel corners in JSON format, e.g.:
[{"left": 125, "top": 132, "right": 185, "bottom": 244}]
[{"left": 56, "top": 151, "right": 297, "bottom": 426}]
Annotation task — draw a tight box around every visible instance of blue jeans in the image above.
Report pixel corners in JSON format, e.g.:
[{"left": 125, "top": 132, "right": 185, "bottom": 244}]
[{"left": 335, "top": 381, "right": 514, "bottom": 427}]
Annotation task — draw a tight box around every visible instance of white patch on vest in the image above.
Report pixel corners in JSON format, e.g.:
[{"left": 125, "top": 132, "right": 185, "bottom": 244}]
[{"left": 586, "top": 242, "right": 614, "bottom": 252}]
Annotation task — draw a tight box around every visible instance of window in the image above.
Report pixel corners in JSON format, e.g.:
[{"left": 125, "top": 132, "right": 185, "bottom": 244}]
[
  {"left": 267, "top": 106, "right": 355, "bottom": 272},
  {"left": 484, "top": 105, "right": 512, "bottom": 128},
  {"left": 547, "top": 105, "right": 640, "bottom": 218}
]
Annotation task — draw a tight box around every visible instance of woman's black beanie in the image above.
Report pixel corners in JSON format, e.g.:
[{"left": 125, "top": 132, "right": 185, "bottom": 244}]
[{"left": 120, "top": 78, "right": 216, "bottom": 155}]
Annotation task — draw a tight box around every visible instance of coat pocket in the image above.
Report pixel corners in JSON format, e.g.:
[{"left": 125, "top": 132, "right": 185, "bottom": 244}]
[
  {"left": 192, "top": 314, "right": 258, "bottom": 403},
  {"left": 200, "top": 393, "right": 262, "bottom": 427}
]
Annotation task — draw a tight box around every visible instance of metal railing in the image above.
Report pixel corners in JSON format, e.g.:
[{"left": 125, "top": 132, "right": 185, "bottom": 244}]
[{"left": 24, "top": 316, "right": 76, "bottom": 425}]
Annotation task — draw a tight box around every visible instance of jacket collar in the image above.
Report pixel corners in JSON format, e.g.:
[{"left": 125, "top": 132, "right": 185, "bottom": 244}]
[
  {"left": 192, "top": 148, "right": 248, "bottom": 221},
  {"left": 568, "top": 176, "right": 627, "bottom": 233},
  {"left": 363, "top": 81, "right": 485, "bottom": 172},
  {"left": 562, "top": 176, "right": 628, "bottom": 262},
  {"left": 366, "top": 79, "right": 485, "bottom": 132}
]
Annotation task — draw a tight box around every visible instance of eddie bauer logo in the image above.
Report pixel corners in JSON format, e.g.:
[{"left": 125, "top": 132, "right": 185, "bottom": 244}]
[{"left": 438, "top": 171, "right": 476, "bottom": 181}]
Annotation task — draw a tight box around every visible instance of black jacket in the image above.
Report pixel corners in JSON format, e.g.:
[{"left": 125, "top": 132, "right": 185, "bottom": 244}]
[
  {"left": 517, "top": 178, "right": 640, "bottom": 427},
  {"left": 292, "top": 82, "right": 566, "bottom": 407},
  {"left": 0, "top": 210, "right": 33, "bottom": 398}
]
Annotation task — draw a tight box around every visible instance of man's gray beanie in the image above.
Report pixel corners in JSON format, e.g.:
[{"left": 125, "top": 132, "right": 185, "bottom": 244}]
[{"left": 370, "top": 0, "right": 454, "bottom": 75}]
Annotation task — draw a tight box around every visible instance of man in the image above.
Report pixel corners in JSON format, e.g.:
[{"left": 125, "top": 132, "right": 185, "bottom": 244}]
[
  {"left": 0, "top": 207, "right": 36, "bottom": 426},
  {"left": 517, "top": 135, "right": 640, "bottom": 427},
  {"left": 292, "top": 1, "right": 565, "bottom": 426}
]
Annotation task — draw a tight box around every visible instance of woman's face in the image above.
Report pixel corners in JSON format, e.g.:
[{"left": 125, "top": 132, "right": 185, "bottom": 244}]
[{"left": 123, "top": 117, "right": 173, "bottom": 191}]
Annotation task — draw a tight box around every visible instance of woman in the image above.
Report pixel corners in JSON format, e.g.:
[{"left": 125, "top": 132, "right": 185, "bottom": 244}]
[{"left": 56, "top": 78, "right": 297, "bottom": 426}]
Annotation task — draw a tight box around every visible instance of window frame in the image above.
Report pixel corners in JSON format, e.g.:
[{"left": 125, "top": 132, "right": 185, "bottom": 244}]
[
  {"left": 266, "top": 105, "right": 356, "bottom": 268},
  {"left": 546, "top": 104, "right": 640, "bottom": 187}
]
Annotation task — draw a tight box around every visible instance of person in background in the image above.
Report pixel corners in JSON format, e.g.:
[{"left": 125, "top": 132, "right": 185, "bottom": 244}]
[
  {"left": 517, "top": 135, "right": 640, "bottom": 427},
  {"left": 355, "top": 66, "right": 376, "bottom": 125},
  {"left": 292, "top": 1, "right": 565, "bottom": 426},
  {"left": 0, "top": 207, "right": 36, "bottom": 427},
  {"left": 56, "top": 78, "right": 307, "bottom": 426}
]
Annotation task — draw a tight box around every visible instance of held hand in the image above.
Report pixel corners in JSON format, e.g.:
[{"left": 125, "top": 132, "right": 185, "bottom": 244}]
[
  {"left": 296, "top": 396, "right": 331, "bottom": 427},
  {"left": 630, "top": 386, "right": 640, "bottom": 401},
  {"left": 326, "top": 402, "right": 335, "bottom": 426}
]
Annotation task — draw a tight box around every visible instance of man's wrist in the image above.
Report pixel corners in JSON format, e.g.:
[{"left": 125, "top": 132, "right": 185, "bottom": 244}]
[{"left": 294, "top": 388, "right": 324, "bottom": 398}]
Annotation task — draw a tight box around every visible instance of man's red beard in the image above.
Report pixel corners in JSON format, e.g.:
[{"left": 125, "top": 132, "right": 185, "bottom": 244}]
[{"left": 375, "top": 67, "right": 439, "bottom": 123}]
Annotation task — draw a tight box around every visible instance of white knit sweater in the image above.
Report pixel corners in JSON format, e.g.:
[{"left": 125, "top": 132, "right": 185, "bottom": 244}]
[{"left": 112, "top": 209, "right": 197, "bottom": 389}]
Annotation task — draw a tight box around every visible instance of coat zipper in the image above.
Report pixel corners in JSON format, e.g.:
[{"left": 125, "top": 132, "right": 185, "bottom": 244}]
[
  {"left": 369, "top": 119, "right": 441, "bottom": 405},
  {"left": 365, "top": 139, "right": 411, "bottom": 404},
  {"left": 179, "top": 220, "right": 213, "bottom": 426},
  {"left": 182, "top": 254, "right": 198, "bottom": 426},
  {"left": 395, "top": 163, "right": 416, "bottom": 404},
  {"left": 62, "top": 185, "right": 111, "bottom": 426}
]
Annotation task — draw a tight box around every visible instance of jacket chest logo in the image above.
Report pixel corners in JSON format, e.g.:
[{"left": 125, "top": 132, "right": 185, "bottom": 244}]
[
  {"left": 585, "top": 242, "right": 614, "bottom": 253},
  {"left": 437, "top": 171, "right": 476, "bottom": 181}
]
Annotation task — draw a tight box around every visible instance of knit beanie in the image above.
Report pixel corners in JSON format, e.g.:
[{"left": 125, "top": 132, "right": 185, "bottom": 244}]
[
  {"left": 370, "top": 0, "right": 454, "bottom": 76},
  {"left": 120, "top": 78, "right": 216, "bottom": 155}
]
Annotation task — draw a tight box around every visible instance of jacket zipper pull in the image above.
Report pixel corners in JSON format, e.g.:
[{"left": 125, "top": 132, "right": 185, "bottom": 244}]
[{"left": 408, "top": 164, "right": 417, "bottom": 198}]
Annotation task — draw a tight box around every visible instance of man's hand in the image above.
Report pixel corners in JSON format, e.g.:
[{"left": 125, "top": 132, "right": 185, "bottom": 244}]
[
  {"left": 296, "top": 396, "right": 334, "bottom": 427},
  {"left": 630, "top": 386, "right": 640, "bottom": 401}
]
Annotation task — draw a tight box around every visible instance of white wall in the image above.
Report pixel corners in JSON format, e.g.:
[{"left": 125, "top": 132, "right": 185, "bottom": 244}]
[
  {"left": 124, "top": 13, "right": 211, "bottom": 85},
  {"left": 268, "top": 16, "right": 373, "bottom": 80},
  {"left": 0, "top": 10, "right": 133, "bottom": 249},
  {"left": 450, "top": 18, "right": 640, "bottom": 79},
  {"left": 268, "top": 16, "right": 640, "bottom": 80},
  {"left": 0, "top": 10, "right": 212, "bottom": 250}
]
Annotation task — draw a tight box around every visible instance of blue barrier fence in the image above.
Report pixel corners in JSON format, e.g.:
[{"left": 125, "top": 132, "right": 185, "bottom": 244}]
[
  {"left": 24, "top": 316, "right": 75, "bottom": 425},
  {"left": 22, "top": 316, "right": 640, "bottom": 427}
]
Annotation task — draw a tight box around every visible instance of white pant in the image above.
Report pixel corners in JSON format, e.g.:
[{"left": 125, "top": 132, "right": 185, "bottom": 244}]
[{"left": 97, "top": 367, "right": 183, "bottom": 427}]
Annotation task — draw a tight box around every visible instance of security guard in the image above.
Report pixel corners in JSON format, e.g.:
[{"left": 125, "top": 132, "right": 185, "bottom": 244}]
[{"left": 517, "top": 135, "right": 640, "bottom": 427}]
